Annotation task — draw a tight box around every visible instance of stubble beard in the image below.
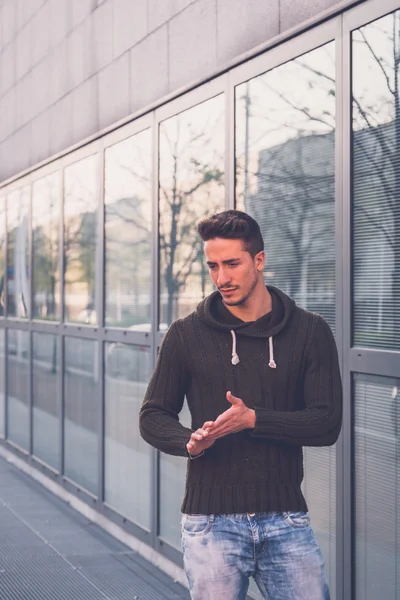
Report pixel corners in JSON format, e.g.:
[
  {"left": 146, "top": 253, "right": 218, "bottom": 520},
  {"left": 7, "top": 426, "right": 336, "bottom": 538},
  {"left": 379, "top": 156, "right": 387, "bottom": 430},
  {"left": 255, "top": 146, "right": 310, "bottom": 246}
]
[{"left": 222, "top": 274, "right": 259, "bottom": 307}]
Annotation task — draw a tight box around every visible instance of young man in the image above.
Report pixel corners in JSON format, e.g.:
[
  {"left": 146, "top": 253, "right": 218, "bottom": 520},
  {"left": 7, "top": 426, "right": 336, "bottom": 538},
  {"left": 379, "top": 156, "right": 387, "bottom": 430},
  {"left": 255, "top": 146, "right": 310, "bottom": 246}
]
[{"left": 140, "top": 210, "right": 342, "bottom": 600}]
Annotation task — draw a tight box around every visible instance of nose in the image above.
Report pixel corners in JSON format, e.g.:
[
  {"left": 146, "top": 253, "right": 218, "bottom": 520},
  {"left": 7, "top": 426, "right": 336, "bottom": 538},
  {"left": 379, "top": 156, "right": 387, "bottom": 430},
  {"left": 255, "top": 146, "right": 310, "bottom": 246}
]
[{"left": 217, "top": 268, "right": 231, "bottom": 287}]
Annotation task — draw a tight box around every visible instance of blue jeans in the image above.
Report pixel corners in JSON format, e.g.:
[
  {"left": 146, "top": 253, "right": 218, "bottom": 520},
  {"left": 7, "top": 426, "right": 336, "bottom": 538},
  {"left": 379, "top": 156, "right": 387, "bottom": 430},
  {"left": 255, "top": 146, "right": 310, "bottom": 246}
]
[{"left": 181, "top": 512, "right": 330, "bottom": 600}]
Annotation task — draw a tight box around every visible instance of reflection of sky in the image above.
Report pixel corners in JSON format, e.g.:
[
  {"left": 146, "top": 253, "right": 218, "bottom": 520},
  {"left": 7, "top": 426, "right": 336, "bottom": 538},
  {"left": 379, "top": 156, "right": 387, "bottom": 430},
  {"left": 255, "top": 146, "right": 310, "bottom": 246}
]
[
  {"left": 105, "top": 129, "right": 152, "bottom": 230},
  {"left": 32, "top": 172, "right": 60, "bottom": 228},
  {"left": 236, "top": 43, "right": 335, "bottom": 159},
  {"left": 64, "top": 154, "right": 98, "bottom": 218},
  {"left": 353, "top": 12, "right": 400, "bottom": 129},
  {"left": 7, "top": 186, "right": 30, "bottom": 230},
  {"left": 159, "top": 94, "right": 225, "bottom": 191}
]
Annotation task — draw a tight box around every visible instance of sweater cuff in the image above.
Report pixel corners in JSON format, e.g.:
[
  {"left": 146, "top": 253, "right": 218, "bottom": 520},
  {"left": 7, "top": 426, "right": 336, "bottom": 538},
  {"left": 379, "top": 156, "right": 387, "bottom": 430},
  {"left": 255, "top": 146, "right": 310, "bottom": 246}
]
[{"left": 187, "top": 450, "right": 205, "bottom": 460}]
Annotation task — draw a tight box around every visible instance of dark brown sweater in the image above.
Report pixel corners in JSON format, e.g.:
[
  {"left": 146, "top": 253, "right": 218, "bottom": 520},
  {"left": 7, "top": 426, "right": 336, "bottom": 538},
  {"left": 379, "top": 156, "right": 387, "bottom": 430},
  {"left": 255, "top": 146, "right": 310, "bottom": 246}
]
[{"left": 139, "top": 286, "right": 342, "bottom": 515}]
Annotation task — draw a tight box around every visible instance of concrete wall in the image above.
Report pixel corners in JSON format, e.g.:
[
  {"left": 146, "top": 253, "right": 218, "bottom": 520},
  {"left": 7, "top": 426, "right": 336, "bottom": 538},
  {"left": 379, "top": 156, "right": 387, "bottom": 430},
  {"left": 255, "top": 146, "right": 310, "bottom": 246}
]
[{"left": 0, "top": 0, "right": 347, "bottom": 183}]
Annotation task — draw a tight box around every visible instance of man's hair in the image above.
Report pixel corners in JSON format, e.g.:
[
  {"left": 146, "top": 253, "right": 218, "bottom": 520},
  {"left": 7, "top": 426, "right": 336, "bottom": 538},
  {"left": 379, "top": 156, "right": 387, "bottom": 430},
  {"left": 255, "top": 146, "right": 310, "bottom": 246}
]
[{"left": 197, "top": 210, "right": 264, "bottom": 257}]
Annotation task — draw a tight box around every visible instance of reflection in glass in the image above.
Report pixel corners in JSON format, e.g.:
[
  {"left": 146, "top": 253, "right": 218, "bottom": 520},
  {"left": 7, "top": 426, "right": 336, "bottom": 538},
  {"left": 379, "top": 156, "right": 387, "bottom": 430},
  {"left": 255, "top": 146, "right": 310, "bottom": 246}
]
[
  {"left": 104, "top": 343, "right": 152, "bottom": 527},
  {"left": 159, "top": 95, "right": 225, "bottom": 326},
  {"left": 0, "top": 329, "right": 4, "bottom": 437},
  {"left": 236, "top": 43, "right": 336, "bottom": 596},
  {"left": 0, "top": 197, "right": 5, "bottom": 316},
  {"left": 105, "top": 131, "right": 152, "bottom": 329},
  {"left": 64, "top": 155, "right": 98, "bottom": 324},
  {"left": 32, "top": 333, "right": 59, "bottom": 469},
  {"left": 64, "top": 337, "right": 98, "bottom": 494},
  {"left": 353, "top": 13, "right": 400, "bottom": 351},
  {"left": 355, "top": 374, "right": 400, "bottom": 600},
  {"left": 32, "top": 173, "right": 61, "bottom": 320},
  {"left": 159, "top": 401, "right": 191, "bottom": 548},
  {"left": 7, "top": 329, "right": 30, "bottom": 449},
  {"left": 7, "top": 187, "right": 30, "bottom": 318}
]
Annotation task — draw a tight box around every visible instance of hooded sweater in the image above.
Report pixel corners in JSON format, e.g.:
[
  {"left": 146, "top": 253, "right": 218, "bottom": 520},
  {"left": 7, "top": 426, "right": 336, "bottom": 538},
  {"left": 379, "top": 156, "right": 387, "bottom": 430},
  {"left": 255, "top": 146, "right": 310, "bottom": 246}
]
[{"left": 139, "top": 286, "right": 342, "bottom": 515}]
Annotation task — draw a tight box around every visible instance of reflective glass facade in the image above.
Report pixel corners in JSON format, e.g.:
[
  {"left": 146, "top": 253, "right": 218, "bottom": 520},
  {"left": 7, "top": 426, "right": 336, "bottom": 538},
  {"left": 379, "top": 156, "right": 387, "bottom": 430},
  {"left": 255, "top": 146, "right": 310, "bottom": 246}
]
[{"left": 0, "top": 4, "right": 399, "bottom": 598}]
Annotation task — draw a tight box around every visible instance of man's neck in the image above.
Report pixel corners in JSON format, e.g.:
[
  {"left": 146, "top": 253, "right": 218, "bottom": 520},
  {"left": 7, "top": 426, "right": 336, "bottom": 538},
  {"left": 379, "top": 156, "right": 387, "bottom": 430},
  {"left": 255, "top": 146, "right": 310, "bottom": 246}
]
[{"left": 223, "top": 286, "right": 272, "bottom": 322}]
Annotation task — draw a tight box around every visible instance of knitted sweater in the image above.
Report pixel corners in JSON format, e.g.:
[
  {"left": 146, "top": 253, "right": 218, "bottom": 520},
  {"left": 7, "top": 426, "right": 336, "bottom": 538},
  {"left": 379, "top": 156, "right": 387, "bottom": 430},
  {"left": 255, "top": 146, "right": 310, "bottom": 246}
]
[{"left": 139, "top": 286, "right": 342, "bottom": 515}]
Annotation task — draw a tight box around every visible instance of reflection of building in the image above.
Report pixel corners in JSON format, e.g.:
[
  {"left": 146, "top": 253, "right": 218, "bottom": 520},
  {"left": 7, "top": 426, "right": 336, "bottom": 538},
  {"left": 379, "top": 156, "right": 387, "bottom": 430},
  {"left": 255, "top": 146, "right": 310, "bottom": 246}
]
[
  {"left": 248, "top": 132, "right": 335, "bottom": 328},
  {"left": 0, "top": 1, "right": 399, "bottom": 598}
]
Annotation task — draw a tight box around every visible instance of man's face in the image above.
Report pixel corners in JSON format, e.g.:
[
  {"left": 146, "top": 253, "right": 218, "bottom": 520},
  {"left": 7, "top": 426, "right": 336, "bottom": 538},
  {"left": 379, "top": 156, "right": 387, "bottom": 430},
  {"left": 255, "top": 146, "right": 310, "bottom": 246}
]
[{"left": 204, "top": 237, "right": 264, "bottom": 306}]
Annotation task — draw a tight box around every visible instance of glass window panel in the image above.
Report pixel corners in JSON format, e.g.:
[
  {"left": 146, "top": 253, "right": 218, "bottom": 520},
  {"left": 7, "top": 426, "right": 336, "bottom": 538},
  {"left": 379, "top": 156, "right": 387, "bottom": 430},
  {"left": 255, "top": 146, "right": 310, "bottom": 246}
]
[
  {"left": 159, "top": 95, "right": 225, "bottom": 327},
  {"left": 354, "top": 374, "right": 400, "bottom": 600},
  {"left": 64, "top": 337, "right": 98, "bottom": 495},
  {"left": 7, "top": 329, "right": 30, "bottom": 449},
  {"left": 105, "top": 130, "right": 152, "bottom": 329},
  {"left": 104, "top": 343, "right": 152, "bottom": 528},
  {"left": 32, "top": 333, "right": 59, "bottom": 469},
  {"left": 353, "top": 13, "right": 400, "bottom": 350},
  {"left": 0, "top": 329, "right": 5, "bottom": 438},
  {"left": 7, "top": 186, "right": 30, "bottom": 318},
  {"left": 0, "top": 197, "right": 5, "bottom": 316},
  {"left": 64, "top": 155, "right": 98, "bottom": 325},
  {"left": 32, "top": 173, "right": 61, "bottom": 320},
  {"left": 235, "top": 43, "right": 336, "bottom": 596},
  {"left": 159, "top": 401, "right": 191, "bottom": 548}
]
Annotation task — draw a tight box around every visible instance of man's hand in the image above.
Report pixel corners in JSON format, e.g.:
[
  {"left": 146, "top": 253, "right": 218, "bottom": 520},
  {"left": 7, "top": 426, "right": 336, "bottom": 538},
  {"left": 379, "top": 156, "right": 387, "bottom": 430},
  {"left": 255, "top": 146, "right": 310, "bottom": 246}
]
[
  {"left": 205, "top": 392, "right": 256, "bottom": 440},
  {"left": 186, "top": 422, "right": 215, "bottom": 457}
]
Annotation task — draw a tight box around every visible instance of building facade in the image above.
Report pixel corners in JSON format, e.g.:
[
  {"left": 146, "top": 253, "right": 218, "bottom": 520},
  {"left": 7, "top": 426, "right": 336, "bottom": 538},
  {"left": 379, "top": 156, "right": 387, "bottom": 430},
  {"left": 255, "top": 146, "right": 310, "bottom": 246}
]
[{"left": 0, "top": 0, "right": 399, "bottom": 598}]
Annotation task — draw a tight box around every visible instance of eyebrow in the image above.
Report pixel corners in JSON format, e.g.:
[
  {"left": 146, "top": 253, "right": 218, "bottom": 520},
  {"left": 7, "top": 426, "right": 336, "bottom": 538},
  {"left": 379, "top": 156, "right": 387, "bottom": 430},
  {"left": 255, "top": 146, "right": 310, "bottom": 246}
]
[{"left": 206, "top": 258, "right": 241, "bottom": 266}]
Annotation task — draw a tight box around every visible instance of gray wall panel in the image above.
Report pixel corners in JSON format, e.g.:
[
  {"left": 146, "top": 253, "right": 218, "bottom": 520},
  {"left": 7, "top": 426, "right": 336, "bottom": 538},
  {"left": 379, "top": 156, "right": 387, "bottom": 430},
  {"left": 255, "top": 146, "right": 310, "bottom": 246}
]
[
  {"left": 15, "top": 25, "right": 31, "bottom": 80},
  {"left": 98, "top": 52, "right": 130, "bottom": 130},
  {"left": 49, "top": 93, "right": 73, "bottom": 157},
  {"left": 169, "top": 0, "right": 217, "bottom": 91},
  {"left": 280, "top": 0, "right": 342, "bottom": 31},
  {"left": 0, "top": 0, "right": 349, "bottom": 183},
  {"left": 0, "top": 43, "right": 15, "bottom": 98},
  {"left": 0, "top": 87, "right": 16, "bottom": 141},
  {"left": 114, "top": 0, "right": 148, "bottom": 58},
  {"left": 130, "top": 25, "right": 169, "bottom": 113},
  {"left": 71, "top": 0, "right": 96, "bottom": 29},
  {"left": 92, "top": 0, "right": 114, "bottom": 73},
  {"left": 148, "top": 0, "right": 194, "bottom": 32},
  {"left": 49, "top": 0, "right": 71, "bottom": 48},
  {"left": 31, "top": 110, "right": 51, "bottom": 166},
  {"left": 71, "top": 76, "right": 99, "bottom": 142},
  {"left": 217, "top": 0, "right": 279, "bottom": 65}
]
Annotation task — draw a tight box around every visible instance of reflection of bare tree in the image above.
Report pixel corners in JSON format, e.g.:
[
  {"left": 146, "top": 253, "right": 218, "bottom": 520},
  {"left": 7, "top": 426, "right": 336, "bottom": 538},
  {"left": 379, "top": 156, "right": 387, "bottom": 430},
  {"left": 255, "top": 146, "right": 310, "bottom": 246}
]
[
  {"left": 33, "top": 176, "right": 60, "bottom": 319},
  {"left": 237, "top": 48, "right": 335, "bottom": 325},
  {"left": 160, "top": 107, "right": 224, "bottom": 324},
  {"left": 352, "top": 14, "right": 400, "bottom": 344}
]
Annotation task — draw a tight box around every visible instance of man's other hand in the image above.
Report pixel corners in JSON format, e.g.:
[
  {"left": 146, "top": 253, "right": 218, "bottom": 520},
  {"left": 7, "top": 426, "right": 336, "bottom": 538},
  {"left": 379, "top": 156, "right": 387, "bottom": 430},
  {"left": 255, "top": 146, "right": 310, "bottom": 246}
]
[
  {"left": 186, "top": 423, "right": 215, "bottom": 457},
  {"left": 205, "top": 392, "right": 256, "bottom": 440}
]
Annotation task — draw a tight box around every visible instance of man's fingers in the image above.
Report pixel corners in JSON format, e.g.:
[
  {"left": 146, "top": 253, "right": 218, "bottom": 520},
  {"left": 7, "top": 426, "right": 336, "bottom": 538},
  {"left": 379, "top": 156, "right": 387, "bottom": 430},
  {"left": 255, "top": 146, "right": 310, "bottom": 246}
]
[
  {"left": 226, "top": 391, "right": 242, "bottom": 405},
  {"left": 203, "top": 421, "right": 214, "bottom": 429}
]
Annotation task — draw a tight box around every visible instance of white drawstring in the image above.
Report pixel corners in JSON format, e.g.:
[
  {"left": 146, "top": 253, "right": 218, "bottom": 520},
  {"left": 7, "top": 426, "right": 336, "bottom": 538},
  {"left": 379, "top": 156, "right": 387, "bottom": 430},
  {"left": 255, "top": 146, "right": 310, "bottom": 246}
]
[
  {"left": 268, "top": 336, "right": 277, "bottom": 369},
  {"left": 230, "top": 330, "right": 240, "bottom": 365},
  {"left": 230, "top": 330, "right": 277, "bottom": 368}
]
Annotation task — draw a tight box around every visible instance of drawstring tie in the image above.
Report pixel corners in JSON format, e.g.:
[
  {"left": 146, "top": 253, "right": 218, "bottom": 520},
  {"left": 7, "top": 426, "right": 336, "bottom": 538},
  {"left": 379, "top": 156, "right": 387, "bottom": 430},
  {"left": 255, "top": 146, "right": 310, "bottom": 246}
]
[
  {"left": 230, "top": 330, "right": 277, "bottom": 368},
  {"left": 230, "top": 330, "right": 240, "bottom": 365},
  {"left": 268, "top": 336, "right": 277, "bottom": 369}
]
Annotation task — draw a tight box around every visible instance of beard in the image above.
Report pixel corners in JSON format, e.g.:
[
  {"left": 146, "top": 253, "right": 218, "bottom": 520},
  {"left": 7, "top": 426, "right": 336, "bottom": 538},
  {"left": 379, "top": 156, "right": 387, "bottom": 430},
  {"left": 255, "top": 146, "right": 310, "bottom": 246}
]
[{"left": 221, "top": 274, "right": 258, "bottom": 307}]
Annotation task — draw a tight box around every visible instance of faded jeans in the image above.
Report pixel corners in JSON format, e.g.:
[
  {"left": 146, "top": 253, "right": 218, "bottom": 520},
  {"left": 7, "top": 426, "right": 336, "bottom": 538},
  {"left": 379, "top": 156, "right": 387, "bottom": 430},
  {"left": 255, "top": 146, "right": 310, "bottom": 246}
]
[{"left": 181, "top": 512, "right": 330, "bottom": 600}]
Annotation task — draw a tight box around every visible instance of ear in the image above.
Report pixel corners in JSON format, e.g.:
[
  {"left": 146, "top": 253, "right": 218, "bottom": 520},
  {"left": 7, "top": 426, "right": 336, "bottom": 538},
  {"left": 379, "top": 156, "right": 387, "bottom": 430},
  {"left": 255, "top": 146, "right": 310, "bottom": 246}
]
[{"left": 255, "top": 251, "right": 265, "bottom": 272}]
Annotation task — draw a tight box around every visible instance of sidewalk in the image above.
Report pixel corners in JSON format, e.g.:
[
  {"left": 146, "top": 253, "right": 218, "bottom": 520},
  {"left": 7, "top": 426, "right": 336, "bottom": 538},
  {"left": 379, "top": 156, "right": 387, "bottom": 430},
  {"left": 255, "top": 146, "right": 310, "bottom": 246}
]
[{"left": 0, "top": 455, "right": 190, "bottom": 600}]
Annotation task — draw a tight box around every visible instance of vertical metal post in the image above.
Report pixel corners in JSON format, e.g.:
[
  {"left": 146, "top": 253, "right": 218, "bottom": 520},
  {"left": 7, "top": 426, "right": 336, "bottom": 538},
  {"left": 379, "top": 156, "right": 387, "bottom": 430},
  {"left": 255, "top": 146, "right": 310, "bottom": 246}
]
[
  {"left": 225, "top": 72, "right": 235, "bottom": 211},
  {"left": 335, "top": 17, "right": 346, "bottom": 600},
  {"left": 4, "top": 194, "right": 8, "bottom": 441},
  {"left": 97, "top": 144, "right": 106, "bottom": 506},
  {"left": 341, "top": 23, "right": 354, "bottom": 600},
  {"left": 59, "top": 166, "right": 65, "bottom": 475},
  {"left": 28, "top": 181, "right": 33, "bottom": 456},
  {"left": 151, "top": 111, "right": 160, "bottom": 550}
]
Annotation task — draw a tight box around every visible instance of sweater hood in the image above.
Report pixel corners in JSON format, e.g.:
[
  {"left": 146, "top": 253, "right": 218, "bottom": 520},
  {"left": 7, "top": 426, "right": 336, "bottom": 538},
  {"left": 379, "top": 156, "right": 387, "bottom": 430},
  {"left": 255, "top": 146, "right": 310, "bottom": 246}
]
[{"left": 196, "top": 285, "right": 296, "bottom": 339}]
